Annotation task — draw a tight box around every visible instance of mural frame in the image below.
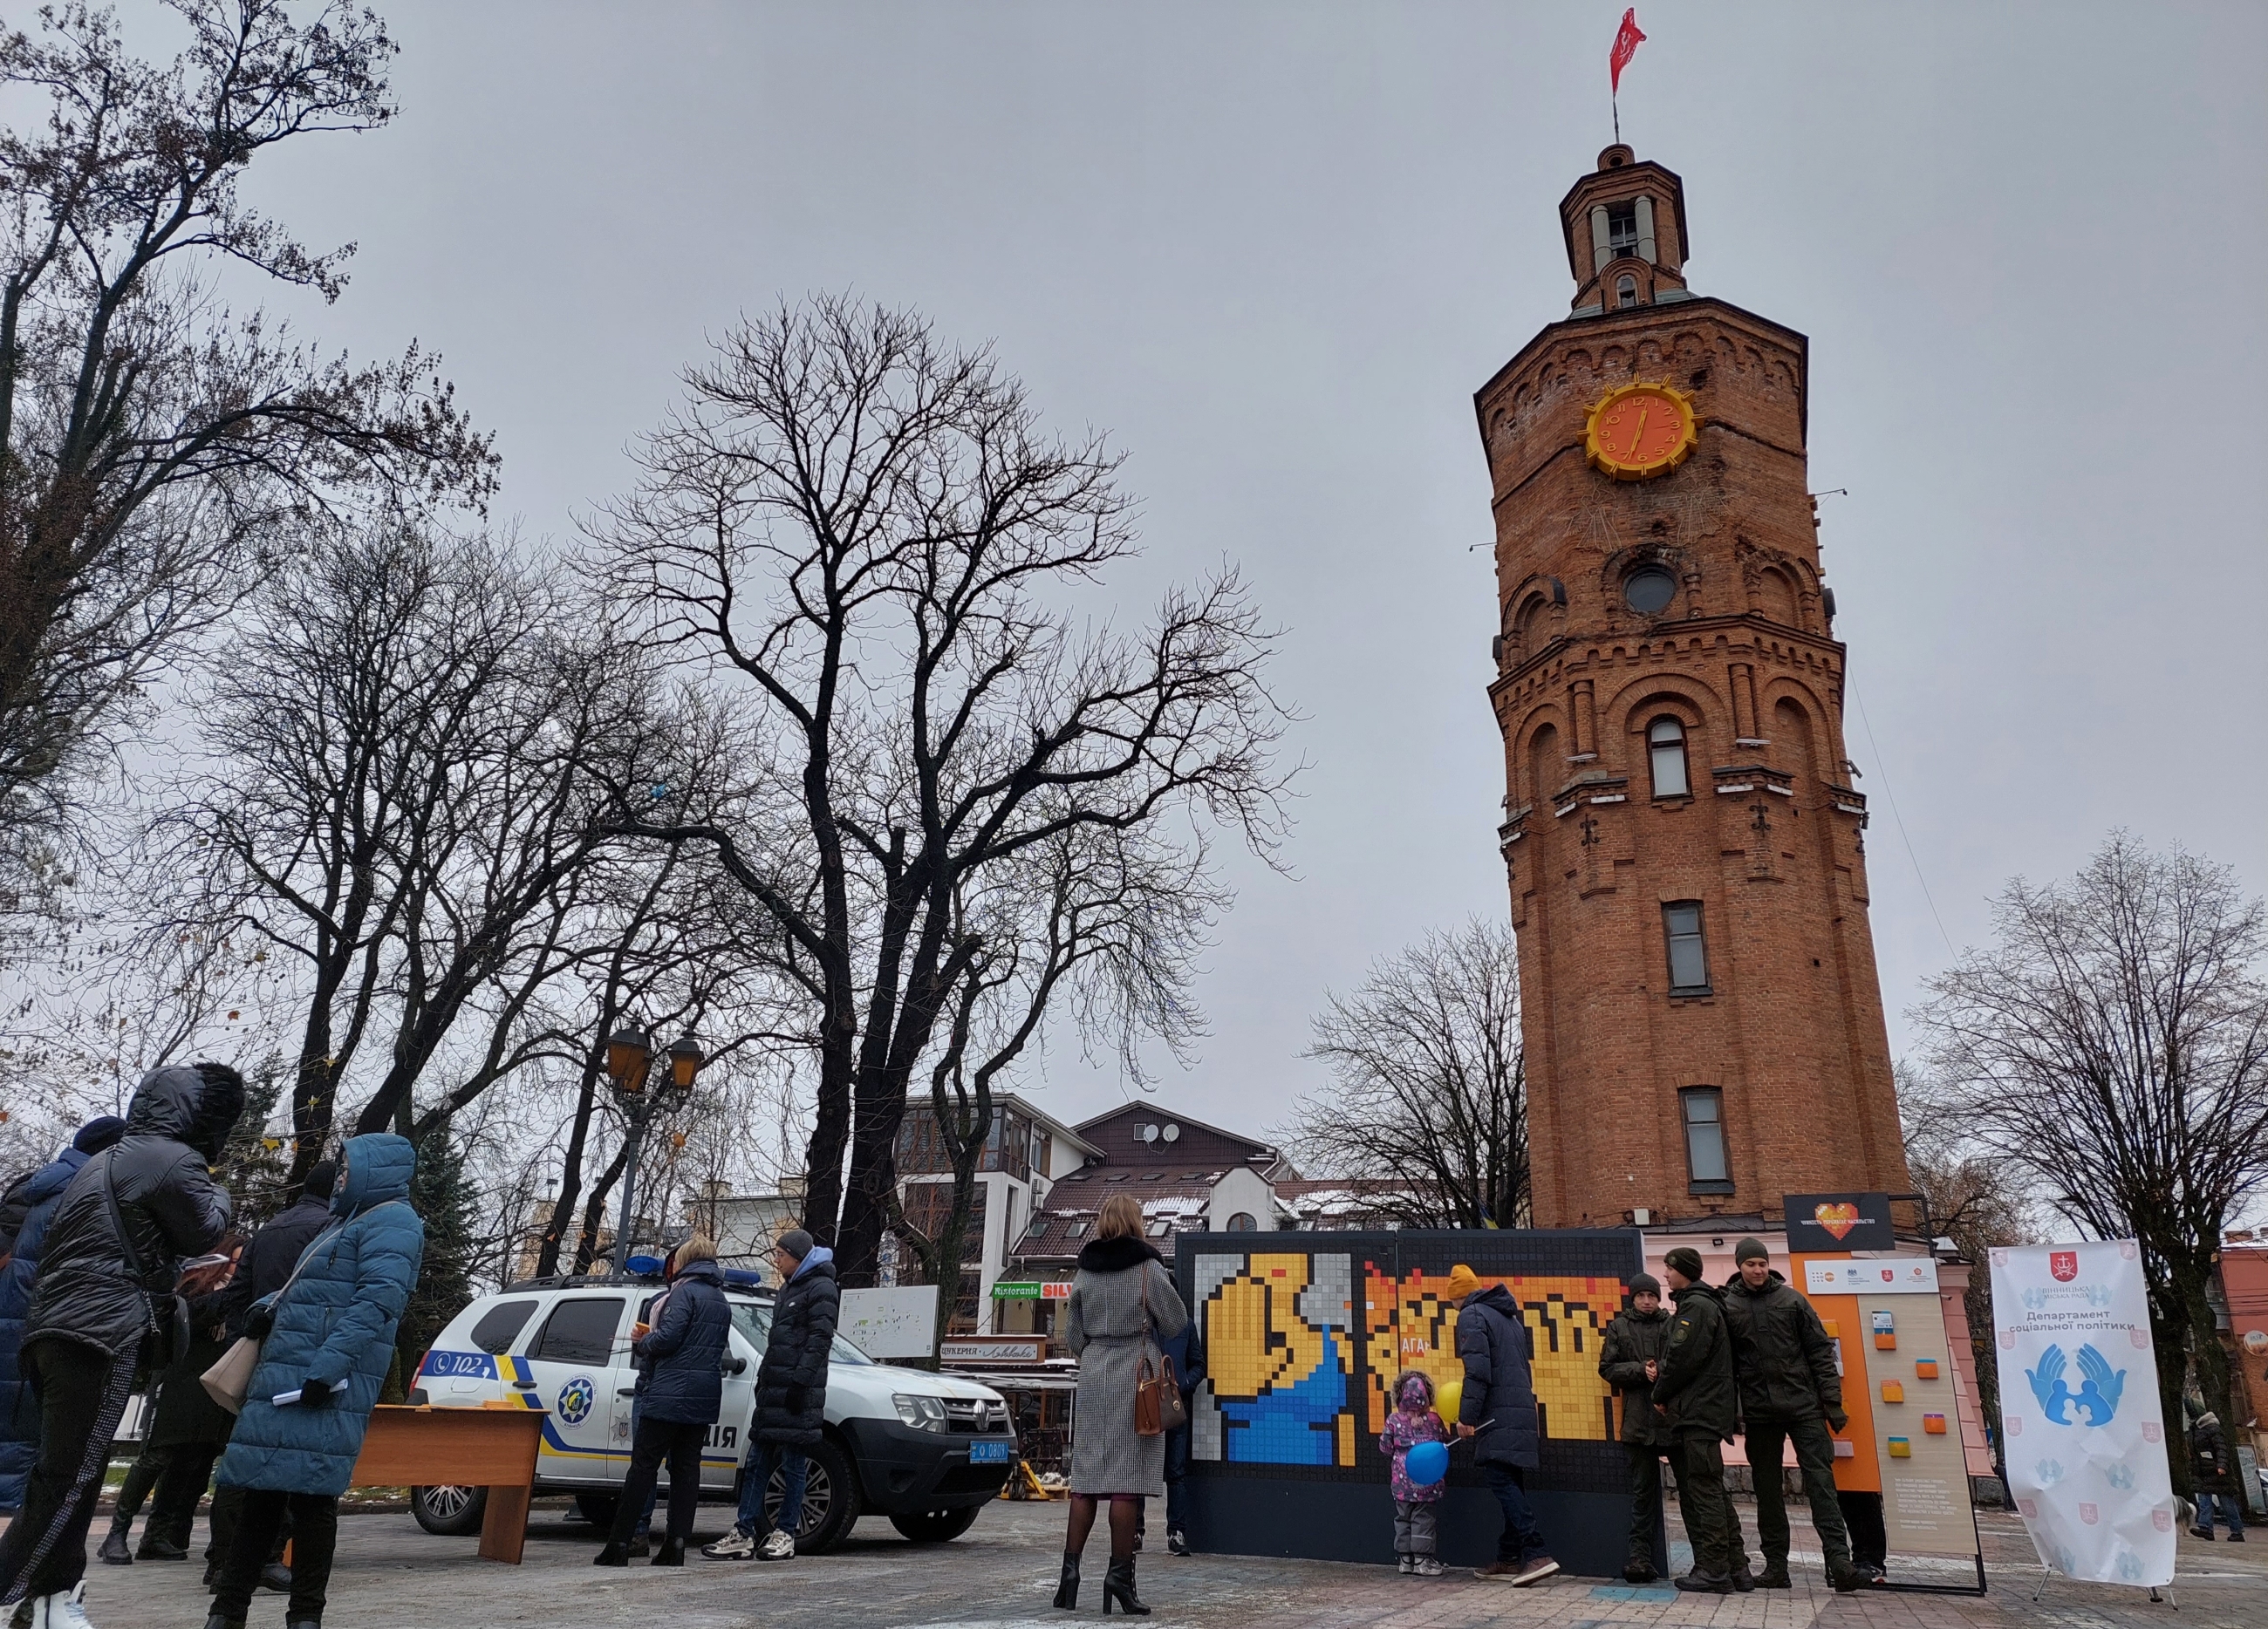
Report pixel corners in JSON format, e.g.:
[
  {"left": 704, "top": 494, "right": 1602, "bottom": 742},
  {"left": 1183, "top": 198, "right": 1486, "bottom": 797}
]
[{"left": 1177, "top": 1227, "right": 1651, "bottom": 1578}]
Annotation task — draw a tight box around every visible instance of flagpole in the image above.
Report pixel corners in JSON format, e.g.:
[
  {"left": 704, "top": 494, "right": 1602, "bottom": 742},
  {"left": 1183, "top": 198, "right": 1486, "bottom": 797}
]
[{"left": 1613, "top": 93, "right": 1620, "bottom": 145}]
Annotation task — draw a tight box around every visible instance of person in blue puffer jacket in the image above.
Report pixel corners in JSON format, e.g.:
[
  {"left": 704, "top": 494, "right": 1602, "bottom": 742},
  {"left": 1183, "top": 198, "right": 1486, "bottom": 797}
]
[
  {"left": 208, "top": 1134, "right": 424, "bottom": 1629},
  {"left": 0, "top": 1117, "right": 128, "bottom": 1515}
]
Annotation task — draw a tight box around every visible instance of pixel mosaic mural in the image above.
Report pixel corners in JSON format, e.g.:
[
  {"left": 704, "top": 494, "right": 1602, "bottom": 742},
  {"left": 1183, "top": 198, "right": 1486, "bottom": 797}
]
[{"left": 1178, "top": 1229, "right": 1649, "bottom": 1577}]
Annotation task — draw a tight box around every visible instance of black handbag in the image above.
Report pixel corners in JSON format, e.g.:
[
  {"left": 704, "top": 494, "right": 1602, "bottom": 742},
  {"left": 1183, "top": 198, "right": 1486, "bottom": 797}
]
[{"left": 96, "top": 1149, "right": 193, "bottom": 1369}]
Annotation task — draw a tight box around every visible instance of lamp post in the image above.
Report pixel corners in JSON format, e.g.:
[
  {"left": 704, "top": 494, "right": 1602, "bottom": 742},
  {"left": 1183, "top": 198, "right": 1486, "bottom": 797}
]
[{"left": 603, "top": 1026, "right": 705, "bottom": 1278}]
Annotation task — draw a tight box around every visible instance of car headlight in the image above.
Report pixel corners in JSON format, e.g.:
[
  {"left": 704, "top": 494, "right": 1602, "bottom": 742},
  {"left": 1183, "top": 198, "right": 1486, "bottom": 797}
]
[{"left": 892, "top": 1394, "right": 950, "bottom": 1432}]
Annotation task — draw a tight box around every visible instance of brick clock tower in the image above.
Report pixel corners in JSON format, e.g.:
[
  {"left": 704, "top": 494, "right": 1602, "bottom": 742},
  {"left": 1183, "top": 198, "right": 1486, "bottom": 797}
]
[{"left": 1479, "top": 146, "right": 1909, "bottom": 1230}]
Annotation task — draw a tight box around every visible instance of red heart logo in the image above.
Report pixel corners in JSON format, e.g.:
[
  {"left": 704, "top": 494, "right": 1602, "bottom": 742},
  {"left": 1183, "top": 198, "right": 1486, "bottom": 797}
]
[{"left": 1813, "top": 1202, "right": 1862, "bottom": 1240}]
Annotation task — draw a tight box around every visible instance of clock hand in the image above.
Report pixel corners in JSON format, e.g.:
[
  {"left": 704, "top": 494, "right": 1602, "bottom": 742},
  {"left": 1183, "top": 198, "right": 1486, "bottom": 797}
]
[{"left": 1630, "top": 406, "right": 1650, "bottom": 456}]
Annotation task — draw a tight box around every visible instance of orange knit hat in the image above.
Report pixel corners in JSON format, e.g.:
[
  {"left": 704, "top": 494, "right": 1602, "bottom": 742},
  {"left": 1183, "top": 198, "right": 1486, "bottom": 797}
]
[{"left": 1446, "top": 1264, "right": 1484, "bottom": 1301}]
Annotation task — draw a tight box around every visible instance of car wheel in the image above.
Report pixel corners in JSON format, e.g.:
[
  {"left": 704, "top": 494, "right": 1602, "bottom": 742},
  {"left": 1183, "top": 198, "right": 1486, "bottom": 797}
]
[
  {"left": 757, "top": 1436, "right": 860, "bottom": 1555},
  {"left": 411, "top": 1484, "right": 488, "bottom": 1537},
  {"left": 573, "top": 1493, "right": 619, "bottom": 1528},
  {"left": 890, "top": 1505, "right": 981, "bottom": 1544}
]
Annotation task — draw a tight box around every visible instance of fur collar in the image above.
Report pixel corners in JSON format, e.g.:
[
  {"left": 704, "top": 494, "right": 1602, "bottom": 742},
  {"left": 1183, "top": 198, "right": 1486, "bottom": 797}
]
[{"left": 1077, "top": 1234, "right": 1164, "bottom": 1273}]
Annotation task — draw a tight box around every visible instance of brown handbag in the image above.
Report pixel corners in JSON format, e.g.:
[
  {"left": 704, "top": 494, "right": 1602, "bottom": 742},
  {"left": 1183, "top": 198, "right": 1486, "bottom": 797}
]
[{"left": 1134, "top": 1271, "right": 1186, "bottom": 1438}]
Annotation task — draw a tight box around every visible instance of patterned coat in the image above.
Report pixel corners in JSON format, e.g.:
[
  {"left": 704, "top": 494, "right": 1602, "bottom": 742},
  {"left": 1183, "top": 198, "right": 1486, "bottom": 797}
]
[
  {"left": 1065, "top": 1237, "right": 1187, "bottom": 1497},
  {"left": 1377, "top": 1370, "right": 1450, "bottom": 1503}
]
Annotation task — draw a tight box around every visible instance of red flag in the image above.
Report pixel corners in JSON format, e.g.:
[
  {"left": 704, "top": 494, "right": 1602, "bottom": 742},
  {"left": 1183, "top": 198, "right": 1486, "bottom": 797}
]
[{"left": 1610, "top": 10, "right": 1647, "bottom": 94}]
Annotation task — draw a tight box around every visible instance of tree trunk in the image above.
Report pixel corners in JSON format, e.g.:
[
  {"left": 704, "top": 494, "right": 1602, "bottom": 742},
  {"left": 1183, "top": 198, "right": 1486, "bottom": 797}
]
[
  {"left": 574, "top": 1140, "right": 632, "bottom": 1275},
  {"left": 536, "top": 1055, "right": 605, "bottom": 1279}
]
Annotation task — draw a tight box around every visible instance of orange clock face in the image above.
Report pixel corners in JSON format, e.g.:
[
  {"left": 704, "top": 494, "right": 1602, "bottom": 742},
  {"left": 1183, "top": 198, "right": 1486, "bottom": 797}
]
[{"left": 1584, "top": 382, "right": 1699, "bottom": 480}]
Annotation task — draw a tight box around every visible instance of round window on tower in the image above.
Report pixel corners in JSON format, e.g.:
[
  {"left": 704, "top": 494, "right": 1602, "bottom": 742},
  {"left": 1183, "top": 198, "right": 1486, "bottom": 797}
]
[{"left": 1623, "top": 565, "right": 1677, "bottom": 615}]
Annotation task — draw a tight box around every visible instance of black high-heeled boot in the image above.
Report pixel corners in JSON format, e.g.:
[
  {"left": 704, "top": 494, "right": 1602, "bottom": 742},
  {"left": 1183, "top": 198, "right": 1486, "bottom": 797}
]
[
  {"left": 1102, "top": 1555, "right": 1150, "bottom": 1616},
  {"left": 1051, "top": 1551, "right": 1080, "bottom": 1610},
  {"left": 651, "top": 1537, "right": 686, "bottom": 1566},
  {"left": 593, "top": 1542, "right": 631, "bottom": 1566}
]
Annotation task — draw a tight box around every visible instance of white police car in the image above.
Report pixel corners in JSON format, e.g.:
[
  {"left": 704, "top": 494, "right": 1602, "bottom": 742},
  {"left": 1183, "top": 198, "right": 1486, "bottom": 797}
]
[{"left": 406, "top": 1270, "right": 1015, "bottom": 1551}]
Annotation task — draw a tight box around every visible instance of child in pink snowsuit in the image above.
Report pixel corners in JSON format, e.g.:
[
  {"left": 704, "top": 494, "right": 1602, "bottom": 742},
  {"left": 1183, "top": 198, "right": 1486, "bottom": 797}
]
[{"left": 1378, "top": 1369, "right": 1451, "bottom": 1576}]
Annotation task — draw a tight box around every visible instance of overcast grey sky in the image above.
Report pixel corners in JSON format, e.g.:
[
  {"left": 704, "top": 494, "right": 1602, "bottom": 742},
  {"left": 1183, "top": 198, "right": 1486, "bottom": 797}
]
[{"left": 221, "top": 1, "right": 2268, "bottom": 1135}]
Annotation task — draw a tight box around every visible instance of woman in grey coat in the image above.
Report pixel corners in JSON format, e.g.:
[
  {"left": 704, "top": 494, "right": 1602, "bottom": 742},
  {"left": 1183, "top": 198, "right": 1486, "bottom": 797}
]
[{"left": 1057, "top": 1192, "right": 1187, "bottom": 1616}]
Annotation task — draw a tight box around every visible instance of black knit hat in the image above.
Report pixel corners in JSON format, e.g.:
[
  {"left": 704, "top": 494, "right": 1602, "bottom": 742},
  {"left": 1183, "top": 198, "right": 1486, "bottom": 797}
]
[
  {"left": 1628, "top": 1271, "right": 1661, "bottom": 1298},
  {"left": 1663, "top": 1246, "right": 1704, "bottom": 1282},
  {"left": 1734, "top": 1236, "right": 1771, "bottom": 1265},
  {"left": 776, "top": 1229, "right": 814, "bottom": 1261}
]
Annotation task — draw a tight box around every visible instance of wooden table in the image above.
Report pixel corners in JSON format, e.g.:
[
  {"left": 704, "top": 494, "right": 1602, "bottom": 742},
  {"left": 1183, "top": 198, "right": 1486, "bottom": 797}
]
[{"left": 349, "top": 1405, "right": 545, "bottom": 1564}]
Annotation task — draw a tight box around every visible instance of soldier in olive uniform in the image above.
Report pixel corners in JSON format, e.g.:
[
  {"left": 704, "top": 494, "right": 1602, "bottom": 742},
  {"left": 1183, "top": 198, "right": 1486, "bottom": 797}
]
[
  {"left": 1597, "top": 1271, "right": 1673, "bottom": 1582},
  {"left": 1721, "top": 1238, "right": 1862, "bottom": 1592},
  {"left": 1648, "top": 1247, "right": 1753, "bottom": 1593}
]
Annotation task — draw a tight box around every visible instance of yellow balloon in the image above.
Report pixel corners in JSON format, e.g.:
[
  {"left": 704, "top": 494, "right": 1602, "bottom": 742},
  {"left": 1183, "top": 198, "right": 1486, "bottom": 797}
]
[{"left": 1435, "top": 1375, "right": 1464, "bottom": 1422}]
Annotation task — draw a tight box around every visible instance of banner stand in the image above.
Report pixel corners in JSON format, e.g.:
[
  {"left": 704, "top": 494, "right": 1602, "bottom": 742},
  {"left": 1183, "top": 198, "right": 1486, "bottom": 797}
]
[{"left": 2032, "top": 1567, "right": 2175, "bottom": 1610}]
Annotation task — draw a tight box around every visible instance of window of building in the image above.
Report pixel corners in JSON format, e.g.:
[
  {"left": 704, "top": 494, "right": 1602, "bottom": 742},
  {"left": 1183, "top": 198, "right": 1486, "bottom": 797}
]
[
  {"left": 1663, "top": 901, "right": 1710, "bottom": 992},
  {"left": 1616, "top": 274, "right": 1638, "bottom": 308},
  {"left": 1648, "top": 717, "right": 1691, "bottom": 799},
  {"left": 1608, "top": 200, "right": 1638, "bottom": 259},
  {"left": 1623, "top": 565, "right": 1677, "bottom": 614},
  {"left": 1681, "top": 1087, "right": 1732, "bottom": 1191},
  {"left": 1147, "top": 1219, "right": 1171, "bottom": 1237},
  {"left": 1226, "top": 1212, "right": 1259, "bottom": 1232},
  {"left": 529, "top": 1297, "right": 625, "bottom": 1366}
]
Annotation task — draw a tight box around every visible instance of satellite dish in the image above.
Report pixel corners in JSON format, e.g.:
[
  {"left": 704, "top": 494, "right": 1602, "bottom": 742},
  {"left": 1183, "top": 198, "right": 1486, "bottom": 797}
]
[
  {"left": 1140, "top": 1123, "right": 1159, "bottom": 1143},
  {"left": 1162, "top": 1123, "right": 1180, "bottom": 1142}
]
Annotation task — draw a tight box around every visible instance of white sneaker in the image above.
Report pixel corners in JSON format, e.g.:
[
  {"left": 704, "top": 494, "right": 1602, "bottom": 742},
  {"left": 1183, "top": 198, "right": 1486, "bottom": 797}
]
[
  {"left": 20, "top": 1586, "right": 95, "bottom": 1629},
  {"left": 757, "top": 1529, "right": 796, "bottom": 1561},
  {"left": 701, "top": 1526, "right": 757, "bottom": 1559}
]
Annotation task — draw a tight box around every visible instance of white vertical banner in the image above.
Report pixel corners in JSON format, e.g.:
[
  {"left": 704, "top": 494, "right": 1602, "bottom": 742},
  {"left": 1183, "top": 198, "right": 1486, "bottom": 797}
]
[{"left": 1990, "top": 1240, "right": 2175, "bottom": 1587}]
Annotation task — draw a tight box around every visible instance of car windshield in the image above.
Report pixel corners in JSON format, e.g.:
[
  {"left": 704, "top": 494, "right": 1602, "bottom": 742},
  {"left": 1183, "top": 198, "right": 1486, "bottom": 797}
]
[{"left": 728, "top": 1298, "right": 872, "bottom": 1366}]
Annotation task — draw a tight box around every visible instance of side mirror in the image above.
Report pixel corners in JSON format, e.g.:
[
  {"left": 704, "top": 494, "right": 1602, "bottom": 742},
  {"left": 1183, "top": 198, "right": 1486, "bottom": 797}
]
[{"left": 722, "top": 1355, "right": 748, "bottom": 1376}]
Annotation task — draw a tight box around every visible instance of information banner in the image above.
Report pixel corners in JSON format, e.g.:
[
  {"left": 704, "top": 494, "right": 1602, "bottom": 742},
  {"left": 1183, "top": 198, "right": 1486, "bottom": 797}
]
[{"left": 1990, "top": 1240, "right": 2174, "bottom": 1587}]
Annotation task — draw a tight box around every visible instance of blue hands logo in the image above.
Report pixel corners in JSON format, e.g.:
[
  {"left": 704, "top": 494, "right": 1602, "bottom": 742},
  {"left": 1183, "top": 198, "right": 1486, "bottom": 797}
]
[
  {"left": 557, "top": 1374, "right": 597, "bottom": 1426},
  {"left": 2026, "top": 1344, "right": 2127, "bottom": 1427}
]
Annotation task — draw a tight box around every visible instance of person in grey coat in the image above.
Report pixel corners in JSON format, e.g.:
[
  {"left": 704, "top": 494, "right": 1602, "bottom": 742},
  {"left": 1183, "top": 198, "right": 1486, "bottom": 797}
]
[{"left": 1056, "top": 1192, "right": 1187, "bottom": 1617}]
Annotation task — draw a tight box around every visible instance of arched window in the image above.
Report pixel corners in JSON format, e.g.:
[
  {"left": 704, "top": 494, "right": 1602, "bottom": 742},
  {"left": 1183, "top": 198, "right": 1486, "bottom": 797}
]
[
  {"left": 1616, "top": 274, "right": 1638, "bottom": 308},
  {"left": 1648, "top": 717, "right": 1690, "bottom": 799},
  {"left": 1226, "top": 1212, "right": 1258, "bottom": 1232}
]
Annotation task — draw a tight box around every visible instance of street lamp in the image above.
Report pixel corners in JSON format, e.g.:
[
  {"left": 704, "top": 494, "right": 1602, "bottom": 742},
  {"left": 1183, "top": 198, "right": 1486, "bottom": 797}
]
[{"left": 604, "top": 1026, "right": 703, "bottom": 1278}]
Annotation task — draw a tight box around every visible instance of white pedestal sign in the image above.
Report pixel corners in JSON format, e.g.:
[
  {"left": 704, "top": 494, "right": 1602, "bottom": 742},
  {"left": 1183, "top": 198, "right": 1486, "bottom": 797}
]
[{"left": 1989, "top": 1240, "right": 2174, "bottom": 1587}]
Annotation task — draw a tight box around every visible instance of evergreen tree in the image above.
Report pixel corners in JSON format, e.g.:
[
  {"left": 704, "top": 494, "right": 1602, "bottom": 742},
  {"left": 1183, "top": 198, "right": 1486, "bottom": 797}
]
[
  {"left": 393, "top": 1130, "right": 479, "bottom": 1398},
  {"left": 215, "top": 1058, "right": 294, "bottom": 1233}
]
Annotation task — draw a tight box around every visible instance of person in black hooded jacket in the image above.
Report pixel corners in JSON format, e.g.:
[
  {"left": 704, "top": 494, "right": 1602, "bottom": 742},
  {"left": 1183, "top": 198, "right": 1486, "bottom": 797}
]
[
  {"left": 0, "top": 1062, "right": 242, "bottom": 1626},
  {"left": 707, "top": 1229, "right": 837, "bottom": 1562},
  {"left": 597, "top": 1236, "right": 731, "bottom": 1568}
]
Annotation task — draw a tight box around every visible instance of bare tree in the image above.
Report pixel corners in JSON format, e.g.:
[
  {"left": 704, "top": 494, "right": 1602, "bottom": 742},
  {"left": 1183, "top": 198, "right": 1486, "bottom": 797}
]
[
  {"left": 0, "top": 1, "right": 493, "bottom": 895},
  {"left": 592, "top": 296, "right": 1291, "bottom": 1285},
  {"left": 887, "top": 820, "right": 1217, "bottom": 1359},
  {"left": 1911, "top": 832, "right": 2268, "bottom": 1495},
  {"left": 174, "top": 520, "right": 646, "bottom": 1174},
  {"left": 1284, "top": 919, "right": 1529, "bottom": 1230}
]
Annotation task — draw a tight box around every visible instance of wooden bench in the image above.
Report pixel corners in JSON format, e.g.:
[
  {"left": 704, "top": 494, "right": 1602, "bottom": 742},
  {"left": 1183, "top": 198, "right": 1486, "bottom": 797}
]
[{"left": 348, "top": 1404, "right": 544, "bottom": 1564}]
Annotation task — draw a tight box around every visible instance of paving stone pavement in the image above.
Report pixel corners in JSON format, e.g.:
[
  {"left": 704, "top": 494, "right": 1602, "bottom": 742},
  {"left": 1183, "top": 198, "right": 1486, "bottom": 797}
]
[{"left": 68, "top": 1496, "right": 2265, "bottom": 1629}]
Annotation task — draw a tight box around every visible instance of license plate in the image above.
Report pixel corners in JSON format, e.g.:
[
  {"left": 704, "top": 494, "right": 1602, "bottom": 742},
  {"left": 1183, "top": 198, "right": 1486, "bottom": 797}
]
[{"left": 968, "top": 1441, "right": 1013, "bottom": 1463}]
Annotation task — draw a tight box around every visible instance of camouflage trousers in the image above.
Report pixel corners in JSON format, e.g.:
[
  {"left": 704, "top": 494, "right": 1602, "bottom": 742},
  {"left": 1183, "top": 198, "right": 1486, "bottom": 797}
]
[
  {"left": 1671, "top": 1432, "right": 1750, "bottom": 1579},
  {"left": 1744, "top": 1414, "right": 1852, "bottom": 1574}
]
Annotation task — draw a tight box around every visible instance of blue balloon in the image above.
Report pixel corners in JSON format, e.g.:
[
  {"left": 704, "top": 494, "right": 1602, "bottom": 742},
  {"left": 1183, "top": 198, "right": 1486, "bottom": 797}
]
[{"left": 1404, "top": 1440, "right": 1450, "bottom": 1487}]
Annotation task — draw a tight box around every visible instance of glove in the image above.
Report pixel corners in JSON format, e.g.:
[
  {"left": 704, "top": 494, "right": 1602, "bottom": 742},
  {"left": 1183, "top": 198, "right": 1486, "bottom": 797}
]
[
  {"left": 1826, "top": 1407, "right": 1849, "bottom": 1434},
  {"left": 299, "top": 1377, "right": 334, "bottom": 1407},
  {"left": 243, "top": 1305, "right": 276, "bottom": 1340}
]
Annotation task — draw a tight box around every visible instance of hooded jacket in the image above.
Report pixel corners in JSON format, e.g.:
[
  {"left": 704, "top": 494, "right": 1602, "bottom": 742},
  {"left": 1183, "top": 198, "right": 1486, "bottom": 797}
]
[
  {"left": 0, "top": 1145, "right": 97, "bottom": 1509},
  {"left": 215, "top": 1133, "right": 425, "bottom": 1497},
  {"left": 754, "top": 1245, "right": 839, "bottom": 1447},
  {"left": 24, "top": 1067, "right": 240, "bottom": 1361},
  {"left": 1598, "top": 1302, "right": 1674, "bottom": 1446},
  {"left": 632, "top": 1258, "right": 732, "bottom": 1426},
  {"left": 1650, "top": 1280, "right": 1739, "bottom": 1441},
  {"left": 1378, "top": 1369, "right": 1452, "bottom": 1502},
  {"left": 2190, "top": 1413, "right": 2233, "bottom": 1490},
  {"left": 1721, "top": 1268, "right": 1842, "bottom": 1424},
  {"left": 1454, "top": 1284, "right": 1540, "bottom": 1469}
]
